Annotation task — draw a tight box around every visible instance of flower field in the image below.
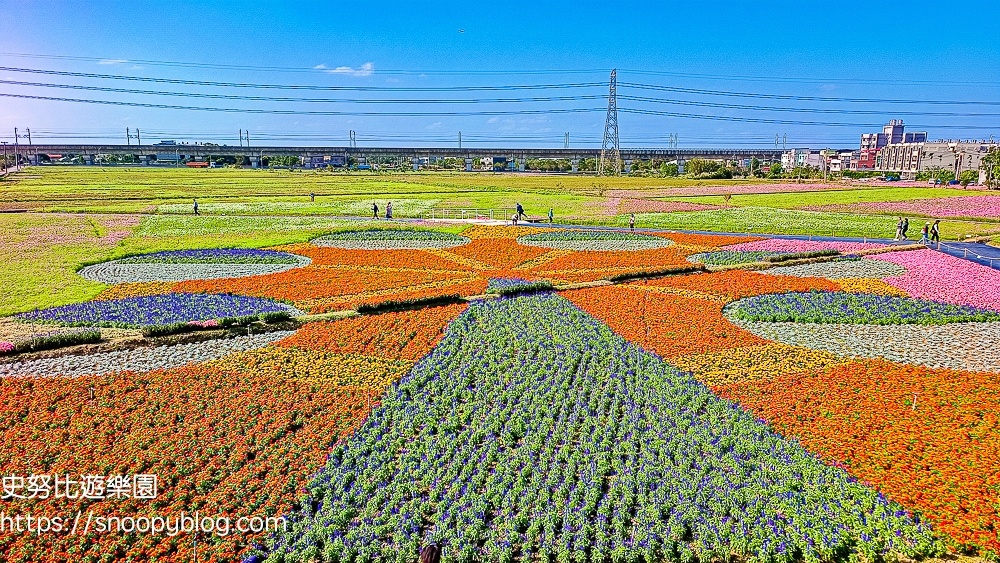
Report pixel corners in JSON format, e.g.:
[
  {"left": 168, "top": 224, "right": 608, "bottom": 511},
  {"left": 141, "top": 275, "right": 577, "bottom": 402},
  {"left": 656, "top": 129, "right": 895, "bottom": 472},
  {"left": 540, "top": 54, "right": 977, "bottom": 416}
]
[
  {"left": 2, "top": 220, "right": 999, "bottom": 562},
  {"left": 804, "top": 195, "right": 1000, "bottom": 221}
]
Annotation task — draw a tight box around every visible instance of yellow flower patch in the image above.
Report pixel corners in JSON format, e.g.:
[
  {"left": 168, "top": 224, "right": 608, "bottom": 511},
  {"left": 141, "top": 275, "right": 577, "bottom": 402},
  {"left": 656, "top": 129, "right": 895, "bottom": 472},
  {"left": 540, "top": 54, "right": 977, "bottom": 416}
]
[
  {"left": 672, "top": 343, "right": 847, "bottom": 388},
  {"left": 211, "top": 346, "right": 413, "bottom": 390},
  {"left": 835, "top": 278, "right": 909, "bottom": 297}
]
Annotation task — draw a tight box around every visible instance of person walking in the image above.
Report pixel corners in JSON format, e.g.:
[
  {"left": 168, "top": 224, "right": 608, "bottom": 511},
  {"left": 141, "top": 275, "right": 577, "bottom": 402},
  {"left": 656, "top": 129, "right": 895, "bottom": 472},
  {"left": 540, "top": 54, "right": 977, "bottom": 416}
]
[
  {"left": 894, "top": 217, "right": 903, "bottom": 241},
  {"left": 548, "top": 208, "right": 554, "bottom": 225},
  {"left": 629, "top": 213, "right": 636, "bottom": 232},
  {"left": 919, "top": 222, "right": 930, "bottom": 244},
  {"left": 901, "top": 217, "right": 909, "bottom": 240},
  {"left": 372, "top": 202, "right": 379, "bottom": 219},
  {"left": 386, "top": 201, "right": 392, "bottom": 219},
  {"left": 930, "top": 220, "right": 940, "bottom": 244},
  {"left": 516, "top": 202, "right": 525, "bottom": 221},
  {"left": 310, "top": 192, "right": 315, "bottom": 202},
  {"left": 193, "top": 199, "right": 199, "bottom": 216}
]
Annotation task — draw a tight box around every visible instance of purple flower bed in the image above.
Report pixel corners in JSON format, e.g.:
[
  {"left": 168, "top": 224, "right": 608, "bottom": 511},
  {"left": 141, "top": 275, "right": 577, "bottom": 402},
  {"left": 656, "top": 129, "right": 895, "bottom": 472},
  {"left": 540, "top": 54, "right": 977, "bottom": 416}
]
[
  {"left": 16, "top": 293, "right": 298, "bottom": 328},
  {"left": 803, "top": 195, "right": 1000, "bottom": 221},
  {"left": 116, "top": 248, "right": 301, "bottom": 264}
]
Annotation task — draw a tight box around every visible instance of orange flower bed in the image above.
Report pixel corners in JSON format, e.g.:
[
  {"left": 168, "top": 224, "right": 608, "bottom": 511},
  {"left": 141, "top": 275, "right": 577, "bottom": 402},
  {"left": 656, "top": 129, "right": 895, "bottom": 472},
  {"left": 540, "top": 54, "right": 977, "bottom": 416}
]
[
  {"left": 0, "top": 364, "right": 372, "bottom": 563},
  {"left": 270, "top": 244, "right": 467, "bottom": 271},
  {"left": 174, "top": 267, "right": 466, "bottom": 306},
  {"left": 563, "top": 285, "right": 766, "bottom": 360},
  {"left": 631, "top": 270, "right": 839, "bottom": 302},
  {"left": 652, "top": 232, "right": 764, "bottom": 248},
  {"left": 534, "top": 247, "right": 690, "bottom": 273},
  {"left": 445, "top": 238, "right": 550, "bottom": 270},
  {"left": 92, "top": 281, "right": 175, "bottom": 301},
  {"left": 308, "top": 278, "right": 488, "bottom": 314},
  {"left": 717, "top": 360, "right": 1000, "bottom": 556},
  {"left": 278, "top": 302, "right": 467, "bottom": 360}
]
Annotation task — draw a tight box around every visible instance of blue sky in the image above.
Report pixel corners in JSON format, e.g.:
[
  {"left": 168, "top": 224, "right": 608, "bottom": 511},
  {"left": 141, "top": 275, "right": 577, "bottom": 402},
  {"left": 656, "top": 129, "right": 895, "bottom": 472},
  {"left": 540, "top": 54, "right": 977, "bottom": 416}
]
[{"left": 2, "top": 0, "right": 998, "bottom": 149}]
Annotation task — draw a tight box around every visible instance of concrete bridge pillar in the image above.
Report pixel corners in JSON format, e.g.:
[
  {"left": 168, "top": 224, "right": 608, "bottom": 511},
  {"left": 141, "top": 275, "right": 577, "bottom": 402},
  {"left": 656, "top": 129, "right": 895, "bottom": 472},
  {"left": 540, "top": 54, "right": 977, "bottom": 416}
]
[
  {"left": 517, "top": 158, "right": 525, "bottom": 172},
  {"left": 250, "top": 155, "right": 259, "bottom": 169},
  {"left": 86, "top": 154, "right": 95, "bottom": 165},
  {"left": 625, "top": 159, "right": 633, "bottom": 173},
  {"left": 411, "top": 157, "right": 420, "bottom": 171},
  {"left": 464, "top": 158, "right": 473, "bottom": 172},
  {"left": 571, "top": 159, "right": 579, "bottom": 173}
]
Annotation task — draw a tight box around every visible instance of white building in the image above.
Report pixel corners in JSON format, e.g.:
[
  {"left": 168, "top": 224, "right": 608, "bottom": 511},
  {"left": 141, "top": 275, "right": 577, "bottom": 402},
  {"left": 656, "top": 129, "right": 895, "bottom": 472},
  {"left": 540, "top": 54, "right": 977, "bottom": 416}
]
[
  {"left": 781, "top": 148, "right": 824, "bottom": 170},
  {"left": 875, "top": 140, "right": 997, "bottom": 179}
]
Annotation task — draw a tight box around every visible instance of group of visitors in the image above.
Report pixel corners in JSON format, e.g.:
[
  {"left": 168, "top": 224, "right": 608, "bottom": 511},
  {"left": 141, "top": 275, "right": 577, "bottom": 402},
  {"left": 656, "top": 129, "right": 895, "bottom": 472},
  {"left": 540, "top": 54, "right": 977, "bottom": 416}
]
[
  {"left": 895, "top": 216, "right": 939, "bottom": 244},
  {"left": 372, "top": 201, "right": 392, "bottom": 219},
  {"left": 510, "top": 204, "right": 556, "bottom": 226}
]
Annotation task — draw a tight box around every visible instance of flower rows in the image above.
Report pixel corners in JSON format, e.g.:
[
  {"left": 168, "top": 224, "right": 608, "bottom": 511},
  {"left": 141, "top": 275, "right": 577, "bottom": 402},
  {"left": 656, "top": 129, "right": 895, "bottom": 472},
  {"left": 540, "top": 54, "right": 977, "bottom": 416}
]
[
  {"left": 725, "top": 292, "right": 1000, "bottom": 325},
  {"left": 16, "top": 293, "right": 297, "bottom": 328},
  {"left": 717, "top": 360, "right": 1000, "bottom": 556},
  {"left": 0, "top": 302, "right": 468, "bottom": 562},
  {"left": 255, "top": 294, "right": 939, "bottom": 562},
  {"left": 690, "top": 250, "right": 783, "bottom": 265},
  {"left": 671, "top": 342, "right": 846, "bottom": 388}
]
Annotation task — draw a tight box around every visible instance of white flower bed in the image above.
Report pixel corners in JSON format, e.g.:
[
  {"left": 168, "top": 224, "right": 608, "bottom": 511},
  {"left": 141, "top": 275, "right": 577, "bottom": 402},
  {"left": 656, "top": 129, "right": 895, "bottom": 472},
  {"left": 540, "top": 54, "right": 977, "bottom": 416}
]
[
  {"left": 728, "top": 317, "right": 1000, "bottom": 372},
  {"left": 311, "top": 230, "right": 471, "bottom": 250},
  {"left": 0, "top": 330, "right": 294, "bottom": 378},
  {"left": 762, "top": 258, "right": 906, "bottom": 279},
  {"left": 78, "top": 256, "right": 311, "bottom": 284}
]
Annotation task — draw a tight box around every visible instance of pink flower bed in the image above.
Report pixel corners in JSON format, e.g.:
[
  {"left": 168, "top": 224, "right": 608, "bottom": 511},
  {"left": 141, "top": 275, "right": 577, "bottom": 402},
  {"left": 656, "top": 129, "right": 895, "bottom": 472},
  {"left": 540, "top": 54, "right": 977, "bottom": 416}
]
[
  {"left": 186, "top": 319, "right": 220, "bottom": 328},
  {"left": 619, "top": 199, "right": 720, "bottom": 214},
  {"left": 806, "top": 196, "right": 1000, "bottom": 221},
  {"left": 871, "top": 249, "right": 1000, "bottom": 311},
  {"left": 0, "top": 341, "right": 14, "bottom": 354},
  {"left": 723, "top": 238, "right": 887, "bottom": 253},
  {"left": 608, "top": 183, "right": 845, "bottom": 198}
]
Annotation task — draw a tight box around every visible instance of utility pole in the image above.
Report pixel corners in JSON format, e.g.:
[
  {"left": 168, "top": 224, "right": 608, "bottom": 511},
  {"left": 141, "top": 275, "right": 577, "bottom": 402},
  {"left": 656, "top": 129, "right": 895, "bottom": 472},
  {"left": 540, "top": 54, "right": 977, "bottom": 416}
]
[
  {"left": 126, "top": 128, "right": 131, "bottom": 146},
  {"left": 458, "top": 131, "right": 462, "bottom": 149},
  {"left": 245, "top": 130, "right": 249, "bottom": 148},
  {"left": 136, "top": 128, "right": 140, "bottom": 147},
  {"left": 598, "top": 69, "right": 621, "bottom": 176},
  {"left": 564, "top": 132, "right": 570, "bottom": 149},
  {"left": 27, "top": 128, "right": 34, "bottom": 165},
  {"left": 2, "top": 142, "right": 7, "bottom": 173},
  {"left": 239, "top": 129, "right": 243, "bottom": 148},
  {"left": 349, "top": 130, "right": 356, "bottom": 149},
  {"left": 14, "top": 128, "right": 19, "bottom": 168}
]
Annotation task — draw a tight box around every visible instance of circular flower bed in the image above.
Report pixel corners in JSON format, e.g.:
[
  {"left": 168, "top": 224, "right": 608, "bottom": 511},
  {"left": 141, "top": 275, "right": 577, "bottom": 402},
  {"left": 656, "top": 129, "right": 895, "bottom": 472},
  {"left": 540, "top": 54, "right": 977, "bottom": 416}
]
[
  {"left": 726, "top": 292, "right": 1000, "bottom": 325},
  {"left": 16, "top": 293, "right": 301, "bottom": 328},
  {"left": 517, "top": 230, "right": 674, "bottom": 251},
  {"left": 79, "top": 249, "right": 311, "bottom": 283},
  {"left": 763, "top": 258, "right": 905, "bottom": 279},
  {"left": 311, "top": 229, "right": 470, "bottom": 250}
]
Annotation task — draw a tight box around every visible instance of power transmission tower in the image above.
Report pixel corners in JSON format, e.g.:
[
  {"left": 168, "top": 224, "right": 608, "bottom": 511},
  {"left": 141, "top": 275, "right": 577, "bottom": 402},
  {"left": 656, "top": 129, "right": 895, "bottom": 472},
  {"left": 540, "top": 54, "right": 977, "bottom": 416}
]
[{"left": 598, "top": 69, "right": 620, "bottom": 176}]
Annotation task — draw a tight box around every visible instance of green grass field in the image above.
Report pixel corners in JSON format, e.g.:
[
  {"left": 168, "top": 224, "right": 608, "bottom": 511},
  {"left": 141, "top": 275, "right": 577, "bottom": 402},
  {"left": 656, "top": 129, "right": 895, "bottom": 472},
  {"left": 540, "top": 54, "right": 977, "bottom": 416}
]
[{"left": 2, "top": 166, "right": 997, "bottom": 315}]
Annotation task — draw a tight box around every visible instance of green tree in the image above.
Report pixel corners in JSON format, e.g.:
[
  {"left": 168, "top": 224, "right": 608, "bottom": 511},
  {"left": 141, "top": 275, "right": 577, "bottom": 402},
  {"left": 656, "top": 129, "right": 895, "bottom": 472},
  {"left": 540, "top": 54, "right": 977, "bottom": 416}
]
[
  {"left": 768, "top": 162, "right": 783, "bottom": 177},
  {"left": 660, "top": 162, "right": 679, "bottom": 176},
  {"left": 981, "top": 148, "right": 1000, "bottom": 190},
  {"left": 959, "top": 169, "right": 979, "bottom": 187}
]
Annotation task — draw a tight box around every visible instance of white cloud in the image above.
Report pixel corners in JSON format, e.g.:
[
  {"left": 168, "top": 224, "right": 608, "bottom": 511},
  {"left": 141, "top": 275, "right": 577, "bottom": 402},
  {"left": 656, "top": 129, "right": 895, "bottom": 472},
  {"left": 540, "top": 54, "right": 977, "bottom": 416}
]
[
  {"left": 314, "top": 64, "right": 328, "bottom": 69},
  {"left": 487, "top": 117, "right": 500, "bottom": 124},
  {"left": 426, "top": 122, "right": 443, "bottom": 130},
  {"left": 98, "top": 59, "right": 128, "bottom": 65},
  {"left": 325, "top": 62, "right": 374, "bottom": 77}
]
